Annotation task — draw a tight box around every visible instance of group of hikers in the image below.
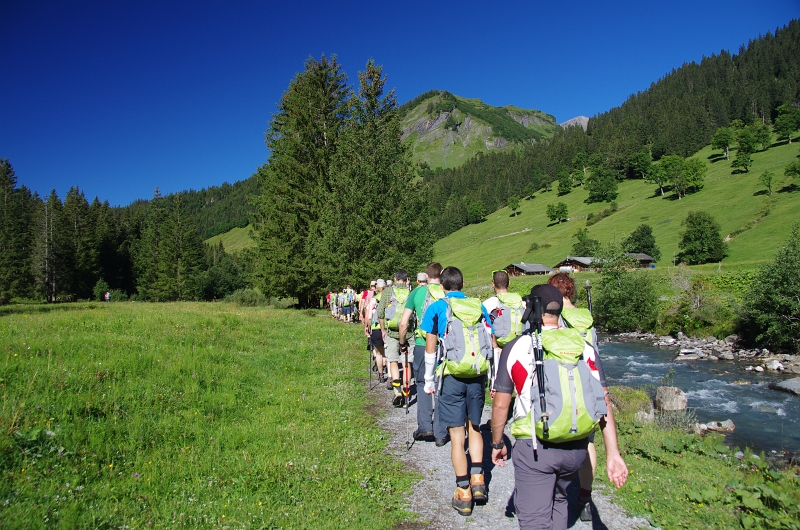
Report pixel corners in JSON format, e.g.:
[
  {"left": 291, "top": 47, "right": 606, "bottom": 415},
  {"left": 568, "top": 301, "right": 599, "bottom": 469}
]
[{"left": 336, "top": 262, "right": 628, "bottom": 529}]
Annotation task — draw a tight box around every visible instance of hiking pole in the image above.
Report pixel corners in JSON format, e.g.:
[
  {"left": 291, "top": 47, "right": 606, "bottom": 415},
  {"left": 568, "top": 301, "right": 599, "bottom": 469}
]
[
  {"left": 585, "top": 280, "right": 593, "bottom": 315},
  {"left": 403, "top": 344, "right": 412, "bottom": 450},
  {"left": 527, "top": 295, "right": 549, "bottom": 437}
]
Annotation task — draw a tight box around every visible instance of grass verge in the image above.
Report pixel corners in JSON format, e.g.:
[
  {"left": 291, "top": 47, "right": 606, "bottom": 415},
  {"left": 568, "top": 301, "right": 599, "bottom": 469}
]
[
  {"left": 0, "top": 302, "right": 415, "bottom": 528},
  {"left": 597, "top": 386, "right": 800, "bottom": 529}
]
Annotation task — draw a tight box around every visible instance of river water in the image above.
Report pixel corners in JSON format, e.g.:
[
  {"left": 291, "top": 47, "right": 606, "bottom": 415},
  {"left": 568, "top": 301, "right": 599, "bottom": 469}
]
[{"left": 600, "top": 337, "right": 800, "bottom": 455}]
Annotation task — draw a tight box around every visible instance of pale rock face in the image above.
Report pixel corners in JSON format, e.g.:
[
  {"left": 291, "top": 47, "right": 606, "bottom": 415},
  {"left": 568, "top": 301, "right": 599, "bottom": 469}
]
[
  {"left": 559, "top": 116, "right": 589, "bottom": 131},
  {"left": 655, "top": 386, "right": 687, "bottom": 411}
]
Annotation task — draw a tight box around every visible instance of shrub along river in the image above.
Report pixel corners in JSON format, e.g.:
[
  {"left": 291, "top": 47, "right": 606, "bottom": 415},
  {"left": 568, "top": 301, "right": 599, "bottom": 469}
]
[{"left": 601, "top": 337, "right": 800, "bottom": 455}]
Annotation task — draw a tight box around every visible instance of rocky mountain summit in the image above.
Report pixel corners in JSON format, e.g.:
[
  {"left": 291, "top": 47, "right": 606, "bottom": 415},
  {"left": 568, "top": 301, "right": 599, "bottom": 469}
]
[{"left": 559, "top": 115, "right": 589, "bottom": 131}]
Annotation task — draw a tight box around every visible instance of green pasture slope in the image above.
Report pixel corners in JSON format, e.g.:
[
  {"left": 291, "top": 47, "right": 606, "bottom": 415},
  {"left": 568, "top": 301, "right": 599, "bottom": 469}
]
[
  {"left": 205, "top": 225, "right": 254, "bottom": 253},
  {"left": 0, "top": 303, "right": 414, "bottom": 528},
  {"left": 435, "top": 139, "right": 800, "bottom": 284}
]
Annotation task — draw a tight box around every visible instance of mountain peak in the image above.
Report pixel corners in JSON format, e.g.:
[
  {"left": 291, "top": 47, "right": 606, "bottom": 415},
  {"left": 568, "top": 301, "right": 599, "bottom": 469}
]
[{"left": 560, "top": 116, "right": 589, "bottom": 131}]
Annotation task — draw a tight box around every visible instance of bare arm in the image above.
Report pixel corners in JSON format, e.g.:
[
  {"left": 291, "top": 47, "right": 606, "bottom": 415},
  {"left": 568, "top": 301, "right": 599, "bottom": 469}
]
[
  {"left": 490, "top": 391, "right": 511, "bottom": 466},
  {"left": 599, "top": 389, "right": 628, "bottom": 488},
  {"left": 398, "top": 307, "right": 414, "bottom": 344}
]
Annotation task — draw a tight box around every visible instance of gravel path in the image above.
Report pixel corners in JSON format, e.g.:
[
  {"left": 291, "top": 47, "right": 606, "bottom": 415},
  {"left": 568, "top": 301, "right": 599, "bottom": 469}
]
[{"left": 368, "top": 375, "right": 655, "bottom": 530}]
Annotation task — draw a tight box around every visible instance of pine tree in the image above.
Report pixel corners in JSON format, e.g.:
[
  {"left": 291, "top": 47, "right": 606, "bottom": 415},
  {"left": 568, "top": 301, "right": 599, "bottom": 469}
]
[
  {"left": 314, "top": 59, "right": 431, "bottom": 287},
  {"left": 61, "top": 187, "right": 97, "bottom": 299},
  {"left": 622, "top": 224, "right": 661, "bottom": 261},
  {"left": 0, "top": 160, "right": 36, "bottom": 302},
  {"left": 31, "top": 191, "right": 64, "bottom": 302},
  {"left": 252, "top": 55, "right": 349, "bottom": 307}
]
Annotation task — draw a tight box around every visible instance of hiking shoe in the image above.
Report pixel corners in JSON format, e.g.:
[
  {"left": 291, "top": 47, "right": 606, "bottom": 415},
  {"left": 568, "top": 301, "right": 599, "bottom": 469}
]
[
  {"left": 451, "top": 486, "right": 473, "bottom": 516},
  {"left": 392, "top": 389, "right": 404, "bottom": 408},
  {"left": 470, "top": 474, "right": 487, "bottom": 503},
  {"left": 413, "top": 429, "right": 434, "bottom": 441},
  {"left": 435, "top": 434, "right": 450, "bottom": 447},
  {"left": 579, "top": 500, "right": 593, "bottom": 522},
  {"left": 386, "top": 377, "right": 393, "bottom": 390}
]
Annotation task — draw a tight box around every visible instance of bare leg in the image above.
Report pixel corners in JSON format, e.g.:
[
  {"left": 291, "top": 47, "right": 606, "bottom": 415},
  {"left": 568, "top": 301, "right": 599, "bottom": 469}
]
[{"left": 449, "top": 425, "right": 468, "bottom": 476}]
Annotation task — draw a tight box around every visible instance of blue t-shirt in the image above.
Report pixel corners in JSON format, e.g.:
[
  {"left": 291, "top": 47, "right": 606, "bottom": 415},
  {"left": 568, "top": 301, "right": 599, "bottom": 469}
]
[{"left": 420, "top": 291, "right": 494, "bottom": 337}]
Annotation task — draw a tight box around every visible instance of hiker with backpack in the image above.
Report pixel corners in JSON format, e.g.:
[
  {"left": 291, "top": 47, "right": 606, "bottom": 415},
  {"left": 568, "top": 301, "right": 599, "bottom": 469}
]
[
  {"left": 366, "top": 279, "right": 387, "bottom": 383},
  {"left": 549, "top": 272, "right": 602, "bottom": 521},
  {"left": 483, "top": 270, "right": 528, "bottom": 394},
  {"left": 490, "top": 284, "right": 627, "bottom": 530},
  {"left": 419, "top": 266, "right": 494, "bottom": 516},
  {"left": 398, "top": 262, "right": 446, "bottom": 443},
  {"left": 378, "top": 270, "right": 414, "bottom": 407}
]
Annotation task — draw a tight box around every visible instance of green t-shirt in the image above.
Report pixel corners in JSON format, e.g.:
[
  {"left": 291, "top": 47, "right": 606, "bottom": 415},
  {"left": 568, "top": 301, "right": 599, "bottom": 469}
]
[{"left": 405, "top": 284, "right": 432, "bottom": 346}]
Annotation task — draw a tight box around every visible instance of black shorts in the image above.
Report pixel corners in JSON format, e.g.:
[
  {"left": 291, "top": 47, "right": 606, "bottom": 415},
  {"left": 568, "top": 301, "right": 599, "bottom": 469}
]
[{"left": 370, "top": 329, "right": 384, "bottom": 348}]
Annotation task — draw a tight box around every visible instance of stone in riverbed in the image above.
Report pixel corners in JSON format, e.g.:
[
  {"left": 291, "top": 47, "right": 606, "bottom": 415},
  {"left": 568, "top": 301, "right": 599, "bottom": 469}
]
[
  {"left": 768, "top": 377, "right": 800, "bottom": 396},
  {"left": 755, "top": 366, "right": 765, "bottom": 372},
  {"left": 656, "top": 386, "right": 687, "bottom": 411},
  {"left": 766, "top": 360, "right": 784, "bottom": 371}
]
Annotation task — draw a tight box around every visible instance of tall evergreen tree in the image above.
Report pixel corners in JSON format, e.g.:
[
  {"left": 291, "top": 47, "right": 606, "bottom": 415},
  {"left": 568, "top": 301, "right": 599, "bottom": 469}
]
[
  {"left": 252, "top": 55, "right": 350, "bottom": 307},
  {"left": 0, "top": 160, "right": 36, "bottom": 302},
  {"left": 31, "top": 191, "right": 64, "bottom": 301},
  {"left": 61, "top": 187, "right": 97, "bottom": 298},
  {"left": 314, "top": 59, "right": 431, "bottom": 287}
]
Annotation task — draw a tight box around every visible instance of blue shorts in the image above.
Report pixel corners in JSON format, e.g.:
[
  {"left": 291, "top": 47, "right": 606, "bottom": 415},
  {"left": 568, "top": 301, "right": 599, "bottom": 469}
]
[
  {"left": 342, "top": 305, "right": 352, "bottom": 316},
  {"left": 437, "top": 374, "right": 486, "bottom": 429}
]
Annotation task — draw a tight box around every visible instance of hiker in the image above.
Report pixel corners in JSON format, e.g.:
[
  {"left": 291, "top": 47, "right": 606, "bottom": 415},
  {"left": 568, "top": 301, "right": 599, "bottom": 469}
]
[
  {"left": 360, "top": 281, "right": 376, "bottom": 324},
  {"left": 366, "top": 279, "right": 387, "bottom": 383},
  {"left": 420, "top": 266, "right": 494, "bottom": 516},
  {"left": 378, "top": 270, "right": 413, "bottom": 407},
  {"left": 490, "top": 284, "right": 627, "bottom": 530},
  {"left": 398, "top": 263, "right": 445, "bottom": 443},
  {"left": 548, "top": 272, "right": 602, "bottom": 522},
  {"left": 483, "top": 270, "right": 527, "bottom": 394}
]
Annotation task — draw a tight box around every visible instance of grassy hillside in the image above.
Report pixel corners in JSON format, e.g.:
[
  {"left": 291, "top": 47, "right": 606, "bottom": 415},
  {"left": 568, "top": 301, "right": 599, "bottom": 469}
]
[
  {"left": 205, "top": 224, "right": 254, "bottom": 253},
  {"left": 400, "top": 91, "right": 560, "bottom": 169},
  {"left": 434, "top": 138, "right": 800, "bottom": 283}
]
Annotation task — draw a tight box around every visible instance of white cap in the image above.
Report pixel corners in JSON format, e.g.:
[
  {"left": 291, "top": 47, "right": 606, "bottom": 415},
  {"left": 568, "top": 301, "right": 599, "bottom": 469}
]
[
  {"left": 370, "top": 280, "right": 377, "bottom": 286},
  {"left": 417, "top": 272, "right": 428, "bottom": 282},
  {"left": 376, "top": 279, "right": 386, "bottom": 288},
  {"left": 387, "top": 280, "right": 393, "bottom": 286}
]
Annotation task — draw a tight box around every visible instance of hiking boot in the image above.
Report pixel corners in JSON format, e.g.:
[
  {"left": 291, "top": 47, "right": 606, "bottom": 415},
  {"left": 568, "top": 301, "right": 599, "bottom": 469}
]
[
  {"left": 386, "top": 377, "right": 393, "bottom": 390},
  {"left": 435, "top": 434, "right": 450, "bottom": 447},
  {"left": 470, "top": 474, "right": 487, "bottom": 503},
  {"left": 579, "top": 500, "right": 593, "bottom": 522},
  {"left": 412, "top": 429, "right": 434, "bottom": 441},
  {"left": 451, "top": 486, "right": 473, "bottom": 516},
  {"left": 392, "top": 388, "right": 404, "bottom": 408}
]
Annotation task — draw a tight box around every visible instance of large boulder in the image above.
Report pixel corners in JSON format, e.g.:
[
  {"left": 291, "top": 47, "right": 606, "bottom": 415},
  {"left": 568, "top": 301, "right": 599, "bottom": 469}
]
[
  {"left": 655, "top": 386, "right": 687, "bottom": 411},
  {"left": 769, "top": 378, "right": 800, "bottom": 396}
]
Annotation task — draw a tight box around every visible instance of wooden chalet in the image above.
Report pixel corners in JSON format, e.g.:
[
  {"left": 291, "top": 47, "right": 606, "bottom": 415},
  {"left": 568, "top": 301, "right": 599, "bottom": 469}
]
[
  {"left": 553, "top": 256, "right": 594, "bottom": 272},
  {"left": 504, "top": 262, "right": 554, "bottom": 276},
  {"left": 625, "top": 253, "right": 656, "bottom": 268}
]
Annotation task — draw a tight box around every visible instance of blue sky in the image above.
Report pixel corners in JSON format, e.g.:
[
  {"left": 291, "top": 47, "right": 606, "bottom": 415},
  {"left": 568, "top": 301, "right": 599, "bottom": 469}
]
[{"left": 1, "top": 1, "right": 797, "bottom": 207}]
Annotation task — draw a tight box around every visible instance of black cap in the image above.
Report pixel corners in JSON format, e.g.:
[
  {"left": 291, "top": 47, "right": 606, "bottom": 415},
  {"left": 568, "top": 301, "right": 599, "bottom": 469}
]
[{"left": 529, "top": 284, "right": 563, "bottom": 315}]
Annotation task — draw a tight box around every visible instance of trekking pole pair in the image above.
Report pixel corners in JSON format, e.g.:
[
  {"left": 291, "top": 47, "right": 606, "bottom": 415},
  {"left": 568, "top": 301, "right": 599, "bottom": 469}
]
[{"left": 522, "top": 295, "right": 549, "bottom": 438}]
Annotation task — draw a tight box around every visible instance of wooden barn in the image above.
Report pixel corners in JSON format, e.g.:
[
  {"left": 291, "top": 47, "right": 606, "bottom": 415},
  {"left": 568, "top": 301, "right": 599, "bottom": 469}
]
[{"left": 553, "top": 256, "right": 594, "bottom": 273}]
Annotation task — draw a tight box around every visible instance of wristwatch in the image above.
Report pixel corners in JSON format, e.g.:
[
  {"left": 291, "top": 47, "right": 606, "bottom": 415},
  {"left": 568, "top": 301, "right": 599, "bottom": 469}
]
[{"left": 491, "top": 442, "right": 505, "bottom": 450}]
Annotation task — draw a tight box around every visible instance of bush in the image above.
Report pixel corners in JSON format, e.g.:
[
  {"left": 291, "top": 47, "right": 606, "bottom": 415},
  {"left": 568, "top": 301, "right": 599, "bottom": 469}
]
[
  {"left": 678, "top": 211, "right": 727, "bottom": 265},
  {"left": 93, "top": 279, "right": 110, "bottom": 302},
  {"left": 594, "top": 244, "right": 658, "bottom": 332},
  {"left": 738, "top": 225, "right": 800, "bottom": 353},
  {"left": 108, "top": 289, "right": 129, "bottom": 302},
  {"left": 657, "top": 276, "right": 737, "bottom": 338},
  {"left": 225, "top": 288, "right": 268, "bottom": 307}
]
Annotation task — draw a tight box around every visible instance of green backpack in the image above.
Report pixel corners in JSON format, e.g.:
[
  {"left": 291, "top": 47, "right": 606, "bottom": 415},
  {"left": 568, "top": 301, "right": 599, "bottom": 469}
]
[
  {"left": 415, "top": 284, "right": 445, "bottom": 340},
  {"left": 438, "top": 298, "right": 493, "bottom": 377},
  {"left": 532, "top": 328, "right": 607, "bottom": 443},
  {"left": 560, "top": 307, "right": 599, "bottom": 356},
  {"left": 491, "top": 292, "right": 528, "bottom": 346},
  {"left": 385, "top": 287, "right": 410, "bottom": 331}
]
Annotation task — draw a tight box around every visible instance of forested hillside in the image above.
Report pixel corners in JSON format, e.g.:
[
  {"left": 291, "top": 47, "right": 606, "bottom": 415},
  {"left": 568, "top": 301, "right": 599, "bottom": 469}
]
[{"left": 424, "top": 20, "right": 800, "bottom": 239}]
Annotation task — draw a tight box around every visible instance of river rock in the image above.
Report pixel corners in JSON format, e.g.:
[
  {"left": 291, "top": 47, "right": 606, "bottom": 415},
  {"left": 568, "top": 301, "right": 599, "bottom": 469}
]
[
  {"left": 766, "top": 360, "right": 784, "bottom": 371},
  {"left": 768, "top": 377, "right": 800, "bottom": 396},
  {"left": 755, "top": 366, "right": 765, "bottom": 372},
  {"left": 701, "top": 419, "right": 735, "bottom": 433},
  {"left": 717, "top": 351, "right": 735, "bottom": 361},
  {"left": 656, "top": 386, "right": 687, "bottom": 411},
  {"left": 724, "top": 334, "right": 739, "bottom": 345}
]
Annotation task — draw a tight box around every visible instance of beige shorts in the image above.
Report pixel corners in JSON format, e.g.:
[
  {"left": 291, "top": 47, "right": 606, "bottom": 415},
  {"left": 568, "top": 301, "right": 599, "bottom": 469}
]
[{"left": 384, "top": 335, "right": 414, "bottom": 364}]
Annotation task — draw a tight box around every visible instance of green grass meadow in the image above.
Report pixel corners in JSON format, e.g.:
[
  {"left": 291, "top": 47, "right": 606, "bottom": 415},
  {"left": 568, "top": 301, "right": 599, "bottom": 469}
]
[{"left": 0, "top": 303, "right": 414, "bottom": 529}]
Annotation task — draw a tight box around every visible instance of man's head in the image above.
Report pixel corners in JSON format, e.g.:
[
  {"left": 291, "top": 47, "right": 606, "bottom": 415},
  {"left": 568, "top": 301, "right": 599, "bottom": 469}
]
[
  {"left": 416, "top": 272, "right": 428, "bottom": 285},
  {"left": 394, "top": 269, "right": 408, "bottom": 283},
  {"left": 426, "top": 262, "right": 443, "bottom": 282},
  {"left": 529, "top": 284, "right": 563, "bottom": 324},
  {"left": 441, "top": 266, "right": 464, "bottom": 292},
  {"left": 492, "top": 270, "right": 510, "bottom": 291},
  {"left": 376, "top": 279, "right": 386, "bottom": 290},
  {"left": 548, "top": 273, "right": 575, "bottom": 302}
]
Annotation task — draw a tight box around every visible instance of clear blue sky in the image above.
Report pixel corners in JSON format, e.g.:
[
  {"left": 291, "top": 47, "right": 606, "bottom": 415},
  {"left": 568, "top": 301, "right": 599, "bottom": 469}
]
[{"left": 1, "top": 0, "right": 797, "bottom": 207}]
